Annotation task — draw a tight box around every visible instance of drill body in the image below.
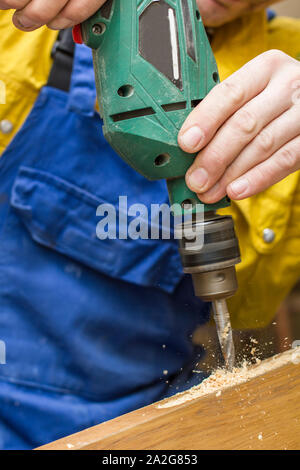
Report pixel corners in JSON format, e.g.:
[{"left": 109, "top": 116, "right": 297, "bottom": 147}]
[
  {"left": 80, "top": 0, "right": 227, "bottom": 212},
  {"left": 77, "top": 0, "right": 241, "bottom": 368}
]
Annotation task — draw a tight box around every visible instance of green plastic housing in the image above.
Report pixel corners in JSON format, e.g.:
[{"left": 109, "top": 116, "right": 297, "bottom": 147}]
[{"left": 81, "top": 0, "right": 229, "bottom": 215}]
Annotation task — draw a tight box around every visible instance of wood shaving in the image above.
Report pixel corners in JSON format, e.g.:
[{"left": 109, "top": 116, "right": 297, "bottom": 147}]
[
  {"left": 221, "top": 323, "right": 230, "bottom": 341},
  {"left": 157, "top": 348, "right": 300, "bottom": 409}
]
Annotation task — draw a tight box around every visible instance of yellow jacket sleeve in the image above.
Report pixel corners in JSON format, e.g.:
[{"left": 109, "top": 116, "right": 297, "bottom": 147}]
[
  {"left": 0, "top": 11, "right": 57, "bottom": 153},
  {"left": 212, "top": 12, "right": 300, "bottom": 329}
]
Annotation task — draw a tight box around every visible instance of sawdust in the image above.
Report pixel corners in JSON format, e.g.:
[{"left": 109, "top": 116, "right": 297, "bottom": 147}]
[
  {"left": 221, "top": 322, "right": 230, "bottom": 341},
  {"left": 250, "top": 347, "right": 257, "bottom": 357},
  {"left": 157, "top": 347, "right": 300, "bottom": 409}
]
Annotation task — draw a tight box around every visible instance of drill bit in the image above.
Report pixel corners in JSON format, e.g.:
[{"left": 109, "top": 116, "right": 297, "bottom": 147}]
[{"left": 212, "top": 298, "right": 235, "bottom": 370}]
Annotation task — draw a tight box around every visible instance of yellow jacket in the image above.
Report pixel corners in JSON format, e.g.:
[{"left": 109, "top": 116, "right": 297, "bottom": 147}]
[{"left": 1, "top": 10, "right": 300, "bottom": 329}]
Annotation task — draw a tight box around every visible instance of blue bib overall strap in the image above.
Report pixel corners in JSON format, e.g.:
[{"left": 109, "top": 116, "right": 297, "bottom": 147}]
[
  {"left": 48, "top": 28, "right": 75, "bottom": 93},
  {"left": 0, "top": 34, "right": 210, "bottom": 449},
  {"left": 267, "top": 9, "right": 277, "bottom": 22}
]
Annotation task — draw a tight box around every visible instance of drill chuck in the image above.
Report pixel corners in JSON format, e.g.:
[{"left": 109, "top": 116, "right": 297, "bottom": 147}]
[
  {"left": 177, "top": 212, "right": 240, "bottom": 369},
  {"left": 176, "top": 212, "right": 241, "bottom": 302}
]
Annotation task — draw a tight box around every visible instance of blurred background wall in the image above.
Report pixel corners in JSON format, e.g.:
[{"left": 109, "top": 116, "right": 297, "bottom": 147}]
[{"left": 273, "top": 0, "right": 300, "bottom": 17}]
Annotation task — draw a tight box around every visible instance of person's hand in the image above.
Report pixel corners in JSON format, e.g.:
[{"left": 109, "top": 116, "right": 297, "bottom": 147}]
[
  {"left": 0, "top": 0, "right": 107, "bottom": 31},
  {"left": 178, "top": 50, "right": 300, "bottom": 202},
  {"left": 197, "top": 0, "right": 282, "bottom": 27}
]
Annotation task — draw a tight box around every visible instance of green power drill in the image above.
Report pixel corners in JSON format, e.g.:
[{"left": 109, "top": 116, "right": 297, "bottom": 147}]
[{"left": 73, "top": 0, "right": 241, "bottom": 369}]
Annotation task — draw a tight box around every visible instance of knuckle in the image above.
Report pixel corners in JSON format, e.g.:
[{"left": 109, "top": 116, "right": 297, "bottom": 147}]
[
  {"left": 263, "top": 49, "right": 287, "bottom": 67},
  {"left": 208, "top": 146, "right": 225, "bottom": 169},
  {"left": 233, "top": 108, "right": 257, "bottom": 135},
  {"left": 256, "top": 129, "right": 275, "bottom": 152},
  {"left": 221, "top": 80, "right": 245, "bottom": 105},
  {"left": 277, "top": 146, "right": 298, "bottom": 171}
]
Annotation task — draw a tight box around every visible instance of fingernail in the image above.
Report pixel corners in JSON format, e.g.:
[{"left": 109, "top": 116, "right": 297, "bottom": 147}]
[
  {"left": 187, "top": 168, "right": 209, "bottom": 192},
  {"left": 229, "top": 178, "right": 248, "bottom": 197},
  {"left": 179, "top": 126, "right": 204, "bottom": 150},
  {"left": 15, "top": 14, "right": 37, "bottom": 29}
]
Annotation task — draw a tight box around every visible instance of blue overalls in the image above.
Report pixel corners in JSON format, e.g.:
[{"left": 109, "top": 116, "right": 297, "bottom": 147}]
[{"left": 0, "top": 44, "right": 209, "bottom": 450}]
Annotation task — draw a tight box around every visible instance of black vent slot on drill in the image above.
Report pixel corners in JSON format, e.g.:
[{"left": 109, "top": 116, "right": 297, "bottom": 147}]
[
  {"left": 181, "top": 0, "right": 196, "bottom": 62},
  {"left": 191, "top": 99, "right": 202, "bottom": 108},
  {"left": 162, "top": 101, "right": 187, "bottom": 112},
  {"left": 100, "top": 0, "right": 114, "bottom": 19},
  {"left": 139, "top": 1, "right": 182, "bottom": 90},
  {"left": 111, "top": 107, "right": 155, "bottom": 122}
]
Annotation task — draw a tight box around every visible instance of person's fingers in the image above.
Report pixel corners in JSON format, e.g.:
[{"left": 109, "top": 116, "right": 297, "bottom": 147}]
[
  {"left": 185, "top": 68, "right": 295, "bottom": 195},
  {"left": 198, "top": 104, "right": 300, "bottom": 203},
  {"left": 13, "top": 0, "right": 68, "bottom": 31},
  {"left": 0, "top": 0, "right": 29, "bottom": 9},
  {"left": 5, "top": 0, "right": 107, "bottom": 31},
  {"left": 226, "top": 134, "right": 300, "bottom": 200},
  {"left": 47, "top": 0, "right": 107, "bottom": 30},
  {"left": 177, "top": 51, "right": 286, "bottom": 154}
]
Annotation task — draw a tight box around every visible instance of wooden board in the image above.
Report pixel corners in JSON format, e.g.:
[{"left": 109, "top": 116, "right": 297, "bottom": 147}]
[{"left": 39, "top": 349, "right": 300, "bottom": 450}]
